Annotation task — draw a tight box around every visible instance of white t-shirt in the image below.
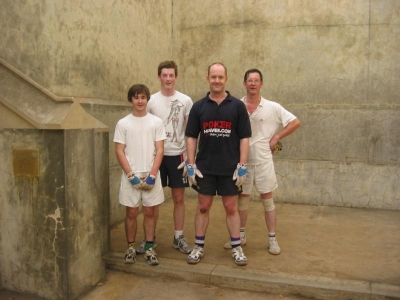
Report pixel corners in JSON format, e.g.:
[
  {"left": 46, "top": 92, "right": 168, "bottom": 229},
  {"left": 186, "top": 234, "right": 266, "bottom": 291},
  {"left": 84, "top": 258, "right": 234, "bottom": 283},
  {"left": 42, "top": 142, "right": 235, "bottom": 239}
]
[
  {"left": 147, "top": 91, "right": 193, "bottom": 156},
  {"left": 113, "top": 113, "right": 166, "bottom": 173},
  {"left": 241, "top": 97, "right": 297, "bottom": 165}
]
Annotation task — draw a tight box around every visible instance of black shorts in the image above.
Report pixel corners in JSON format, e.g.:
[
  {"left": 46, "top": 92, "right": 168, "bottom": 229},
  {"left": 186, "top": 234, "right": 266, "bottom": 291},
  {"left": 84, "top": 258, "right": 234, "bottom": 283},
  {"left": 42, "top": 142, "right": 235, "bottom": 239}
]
[
  {"left": 160, "top": 155, "right": 189, "bottom": 188},
  {"left": 191, "top": 174, "right": 243, "bottom": 196}
]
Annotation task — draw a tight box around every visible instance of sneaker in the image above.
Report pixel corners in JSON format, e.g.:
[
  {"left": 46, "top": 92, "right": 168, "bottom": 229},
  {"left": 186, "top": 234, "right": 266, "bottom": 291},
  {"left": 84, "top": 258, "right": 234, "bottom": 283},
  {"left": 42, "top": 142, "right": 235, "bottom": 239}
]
[
  {"left": 232, "top": 246, "right": 247, "bottom": 266},
  {"left": 124, "top": 247, "right": 136, "bottom": 264},
  {"left": 173, "top": 235, "right": 193, "bottom": 254},
  {"left": 187, "top": 245, "right": 204, "bottom": 264},
  {"left": 145, "top": 248, "right": 159, "bottom": 266},
  {"left": 268, "top": 236, "right": 281, "bottom": 255},
  {"left": 223, "top": 235, "right": 247, "bottom": 249},
  {"left": 136, "top": 238, "right": 157, "bottom": 254}
]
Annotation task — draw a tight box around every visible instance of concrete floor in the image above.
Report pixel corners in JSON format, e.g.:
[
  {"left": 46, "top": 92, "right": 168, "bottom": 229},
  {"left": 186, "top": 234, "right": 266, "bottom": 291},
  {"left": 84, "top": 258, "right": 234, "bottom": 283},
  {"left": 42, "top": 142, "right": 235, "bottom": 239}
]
[
  {"left": 107, "top": 196, "right": 400, "bottom": 299},
  {"left": 78, "top": 270, "right": 310, "bottom": 300},
  {"left": 2, "top": 196, "right": 400, "bottom": 299},
  {"left": 0, "top": 270, "right": 310, "bottom": 300}
]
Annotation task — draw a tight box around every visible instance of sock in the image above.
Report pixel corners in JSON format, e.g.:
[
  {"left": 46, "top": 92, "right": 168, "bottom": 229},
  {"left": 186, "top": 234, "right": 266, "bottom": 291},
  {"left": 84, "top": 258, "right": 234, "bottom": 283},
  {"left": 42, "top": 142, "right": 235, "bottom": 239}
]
[
  {"left": 195, "top": 235, "right": 205, "bottom": 248},
  {"left": 175, "top": 230, "right": 183, "bottom": 239},
  {"left": 145, "top": 241, "right": 154, "bottom": 251},
  {"left": 240, "top": 227, "right": 246, "bottom": 239},
  {"left": 128, "top": 241, "right": 135, "bottom": 248},
  {"left": 269, "top": 233, "right": 276, "bottom": 238},
  {"left": 230, "top": 237, "right": 241, "bottom": 248}
]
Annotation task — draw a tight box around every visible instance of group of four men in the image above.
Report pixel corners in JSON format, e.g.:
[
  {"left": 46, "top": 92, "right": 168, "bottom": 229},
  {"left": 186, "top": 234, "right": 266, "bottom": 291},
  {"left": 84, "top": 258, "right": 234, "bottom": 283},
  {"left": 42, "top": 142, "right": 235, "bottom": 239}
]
[{"left": 113, "top": 61, "right": 301, "bottom": 266}]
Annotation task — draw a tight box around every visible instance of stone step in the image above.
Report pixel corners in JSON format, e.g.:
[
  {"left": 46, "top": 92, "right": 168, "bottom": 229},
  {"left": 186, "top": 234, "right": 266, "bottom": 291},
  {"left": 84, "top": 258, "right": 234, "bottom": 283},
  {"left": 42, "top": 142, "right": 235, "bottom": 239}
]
[{"left": 103, "top": 251, "right": 400, "bottom": 299}]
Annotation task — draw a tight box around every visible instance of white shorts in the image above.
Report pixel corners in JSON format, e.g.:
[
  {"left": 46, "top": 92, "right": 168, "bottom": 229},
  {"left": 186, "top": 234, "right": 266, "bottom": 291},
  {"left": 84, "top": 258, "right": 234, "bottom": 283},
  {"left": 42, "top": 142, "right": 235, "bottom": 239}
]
[
  {"left": 242, "top": 161, "right": 278, "bottom": 195},
  {"left": 118, "top": 171, "right": 164, "bottom": 208}
]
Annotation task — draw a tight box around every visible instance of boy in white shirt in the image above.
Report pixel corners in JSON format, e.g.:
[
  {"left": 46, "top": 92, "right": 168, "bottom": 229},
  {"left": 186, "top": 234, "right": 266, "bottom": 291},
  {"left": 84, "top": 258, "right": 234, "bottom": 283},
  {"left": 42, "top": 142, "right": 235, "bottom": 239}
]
[
  {"left": 143, "top": 61, "right": 193, "bottom": 254},
  {"left": 114, "top": 84, "right": 166, "bottom": 266}
]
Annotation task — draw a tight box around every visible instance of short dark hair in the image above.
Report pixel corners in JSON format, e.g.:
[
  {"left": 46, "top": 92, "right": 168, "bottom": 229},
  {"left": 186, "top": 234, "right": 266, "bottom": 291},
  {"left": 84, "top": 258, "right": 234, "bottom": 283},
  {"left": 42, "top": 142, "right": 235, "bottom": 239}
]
[
  {"left": 127, "top": 84, "right": 150, "bottom": 102},
  {"left": 208, "top": 62, "right": 227, "bottom": 76},
  {"left": 158, "top": 61, "right": 178, "bottom": 77},
  {"left": 244, "top": 69, "right": 263, "bottom": 82}
]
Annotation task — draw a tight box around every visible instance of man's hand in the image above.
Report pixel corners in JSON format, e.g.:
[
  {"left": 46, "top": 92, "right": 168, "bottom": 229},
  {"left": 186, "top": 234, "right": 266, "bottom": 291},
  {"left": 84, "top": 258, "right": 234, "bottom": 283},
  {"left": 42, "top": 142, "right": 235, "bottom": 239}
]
[
  {"left": 187, "top": 164, "right": 203, "bottom": 186},
  {"left": 141, "top": 175, "right": 156, "bottom": 191},
  {"left": 271, "top": 141, "right": 283, "bottom": 155},
  {"left": 127, "top": 171, "right": 143, "bottom": 189},
  {"left": 269, "top": 135, "right": 282, "bottom": 155},
  {"left": 232, "top": 163, "right": 247, "bottom": 186}
]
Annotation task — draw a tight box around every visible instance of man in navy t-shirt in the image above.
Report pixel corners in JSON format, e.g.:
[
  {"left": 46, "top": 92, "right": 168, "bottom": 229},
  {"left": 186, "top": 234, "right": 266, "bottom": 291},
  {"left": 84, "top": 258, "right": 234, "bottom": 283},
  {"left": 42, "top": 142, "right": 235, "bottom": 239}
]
[{"left": 185, "top": 62, "right": 251, "bottom": 266}]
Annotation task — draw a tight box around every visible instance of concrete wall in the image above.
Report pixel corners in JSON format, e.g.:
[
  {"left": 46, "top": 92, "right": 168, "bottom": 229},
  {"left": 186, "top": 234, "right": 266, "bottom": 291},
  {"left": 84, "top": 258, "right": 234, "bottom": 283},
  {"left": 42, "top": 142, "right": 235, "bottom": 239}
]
[
  {"left": 172, "top": 0, "right": 400, "bottom": 209},
  {"left": 0, "top": 0, "right": 173, "bottom": 100},
  {"left": 1, "top": 1, "right": 399, "bottom": 227},
  {"left": 0, "top": 129, "right": 109, "bottom": 299},
  {"left": 1, "top": 0, "right": 175, "bottom": 227},
  {"left": 173, "top": 0, "right": 399, "bottom": 104},
  {"left": 0, "top": 1, "right": 399, "bottom": 297},
  {"left": 79, "top": 100, "right": 132, "bottom": 226}
]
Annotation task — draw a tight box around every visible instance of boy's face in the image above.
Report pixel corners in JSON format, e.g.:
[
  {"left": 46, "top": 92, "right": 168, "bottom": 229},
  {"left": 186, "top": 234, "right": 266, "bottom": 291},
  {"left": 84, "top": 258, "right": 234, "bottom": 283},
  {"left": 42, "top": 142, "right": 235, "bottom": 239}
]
[
  {"left": 159, "top": 68, "right": 177, "bottom": 90},
  {"left": 131, "top": 92, "right": 148, "bottom": 112}
]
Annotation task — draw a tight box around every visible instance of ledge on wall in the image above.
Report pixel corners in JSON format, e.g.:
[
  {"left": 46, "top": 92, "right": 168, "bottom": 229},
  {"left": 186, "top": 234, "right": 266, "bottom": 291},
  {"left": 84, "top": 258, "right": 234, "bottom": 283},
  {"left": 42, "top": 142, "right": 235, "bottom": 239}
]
[{"left": 0, "top": 58, "right": 108, "bottom": 132}]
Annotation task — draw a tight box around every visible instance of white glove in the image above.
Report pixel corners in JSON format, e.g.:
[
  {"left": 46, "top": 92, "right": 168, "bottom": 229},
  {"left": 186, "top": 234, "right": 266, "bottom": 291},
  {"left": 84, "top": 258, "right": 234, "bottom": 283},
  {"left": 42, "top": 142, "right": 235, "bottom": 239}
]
[
  {"left": 141, "top": 174, "right": 156, "bottom": 191},
  {"left": 127, "top": 171, "right": 143, "bottom": 190},
  {"left": 187, "top": 164, "right": 203, "bottom": 186},
  {"left": 177, "top": 153, "right": 188, "bottom": 177},
  {"left": 232, "top": 163, "right": 247, "bottom": 187}
]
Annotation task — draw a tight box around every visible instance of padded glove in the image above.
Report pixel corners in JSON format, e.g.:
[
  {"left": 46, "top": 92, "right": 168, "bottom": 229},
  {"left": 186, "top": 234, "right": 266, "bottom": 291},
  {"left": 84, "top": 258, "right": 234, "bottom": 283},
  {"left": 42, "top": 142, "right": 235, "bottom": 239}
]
[
  {"left": 232, "top": 163, "right": 247, "bottom": 187},
  {"left": 141, "top": 175, "right": 156, "bottom": 191},
  {"left": 187, "top": 164, "right": 203, "bottom": 186},
  {"left": 177, "top": 153, "right": 188, "bottom": 177},
  {"left": 127, "top": 171, "right": 142, "bottom": 190}
]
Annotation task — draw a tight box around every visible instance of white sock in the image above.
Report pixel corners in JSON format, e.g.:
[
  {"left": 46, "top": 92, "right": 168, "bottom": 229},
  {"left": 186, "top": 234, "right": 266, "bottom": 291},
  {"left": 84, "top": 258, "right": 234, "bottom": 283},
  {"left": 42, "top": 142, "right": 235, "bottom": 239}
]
[
  {"left": 240, "top": 227, "right": 246, "bottom": 238},
  {"left": 175, "top": 230, "right": 183, "bottom": 239}
]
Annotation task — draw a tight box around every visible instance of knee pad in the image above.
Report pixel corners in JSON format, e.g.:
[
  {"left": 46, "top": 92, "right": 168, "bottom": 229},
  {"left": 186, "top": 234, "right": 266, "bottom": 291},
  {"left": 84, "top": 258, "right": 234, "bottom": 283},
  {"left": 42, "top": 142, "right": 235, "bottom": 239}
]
[
  {"left": 261, "top": 197, "right": 275, "bottom": 212},
  {"left": 238, "top": 196, "right": 249, "bottom": 210}
]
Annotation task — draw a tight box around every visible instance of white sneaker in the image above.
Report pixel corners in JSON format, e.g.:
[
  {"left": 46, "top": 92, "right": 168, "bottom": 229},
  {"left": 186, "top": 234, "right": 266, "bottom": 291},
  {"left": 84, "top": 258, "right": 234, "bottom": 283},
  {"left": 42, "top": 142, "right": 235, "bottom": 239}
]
[
  {"left": 173, "top": 235, "right": 192, "bottom": 254},
  {"left": 223, "top": 235, "right": 247, "bottom": 249},
  {"left": 145, "top": 248, "right": 159, "bottom": 266},
  {"left": 124, "top": 247, "right": 136, "bottom": 263},
  {"left": 268, "top": 236, "right": 281, "bottom": 255},
  {"left": 187, "top": 245, "right": 204, "bottom": 264},
  {"left": 136, "top": 238, "right": 158, "bottom": 254},
  {"left": 232, "top": 246, "right": 247, "bottom": 266}
]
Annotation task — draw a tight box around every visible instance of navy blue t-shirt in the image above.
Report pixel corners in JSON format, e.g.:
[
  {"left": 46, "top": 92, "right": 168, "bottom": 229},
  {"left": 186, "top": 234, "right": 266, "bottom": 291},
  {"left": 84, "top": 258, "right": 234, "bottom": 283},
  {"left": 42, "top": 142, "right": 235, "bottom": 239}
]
[{"left": 185, "top": 92, "right": 251, "bottom": 176}]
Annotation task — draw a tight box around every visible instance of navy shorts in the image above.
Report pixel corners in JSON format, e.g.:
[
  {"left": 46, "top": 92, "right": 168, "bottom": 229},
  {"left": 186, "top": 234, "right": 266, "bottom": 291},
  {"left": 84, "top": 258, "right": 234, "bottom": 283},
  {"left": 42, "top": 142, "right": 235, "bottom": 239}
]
[
  {"left": 191, "top": 174, "right": 243, "bottom": 196},
  {"left": 160, "top": 155, "right": 189, "bottom": 188}
]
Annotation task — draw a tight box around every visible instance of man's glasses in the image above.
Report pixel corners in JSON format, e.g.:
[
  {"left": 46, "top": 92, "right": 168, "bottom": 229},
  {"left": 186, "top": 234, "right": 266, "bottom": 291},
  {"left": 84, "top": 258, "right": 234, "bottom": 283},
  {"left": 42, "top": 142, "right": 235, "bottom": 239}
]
[{"left": 245, "top": 79, "right": 261, "bottom": 84}]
